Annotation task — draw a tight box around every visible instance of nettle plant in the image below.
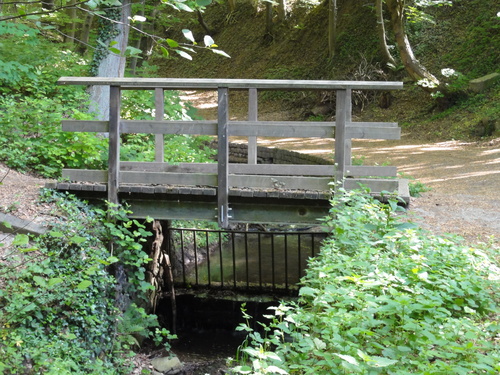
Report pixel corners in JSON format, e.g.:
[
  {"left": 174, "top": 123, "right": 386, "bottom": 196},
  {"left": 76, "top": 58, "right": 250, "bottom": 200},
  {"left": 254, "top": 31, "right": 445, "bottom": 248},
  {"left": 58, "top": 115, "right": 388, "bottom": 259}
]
[
  {"left": 0, "top": 191, "right": 173, "bottom": 374},
  {"left": 231, "top": 189, "right": 500, "bottom": 374}
]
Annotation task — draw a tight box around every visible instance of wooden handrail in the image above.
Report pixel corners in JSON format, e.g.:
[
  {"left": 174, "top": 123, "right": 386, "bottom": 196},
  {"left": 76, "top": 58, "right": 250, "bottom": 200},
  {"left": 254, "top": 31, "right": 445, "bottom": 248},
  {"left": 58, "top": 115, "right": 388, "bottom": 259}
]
[{"left": 58, "top": 77, "right": 403, "bottom": 227}]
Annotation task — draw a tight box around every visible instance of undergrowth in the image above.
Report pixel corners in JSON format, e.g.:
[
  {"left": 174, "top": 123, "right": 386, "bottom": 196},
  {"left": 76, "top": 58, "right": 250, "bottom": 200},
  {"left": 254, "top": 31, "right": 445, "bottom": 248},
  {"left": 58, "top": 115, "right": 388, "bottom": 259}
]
[
  {"left": 0, "top": 191, "right": 174, "bottom": 373},
  {"left": 231, "top": 189, "right": 500, "bottom": 374}
]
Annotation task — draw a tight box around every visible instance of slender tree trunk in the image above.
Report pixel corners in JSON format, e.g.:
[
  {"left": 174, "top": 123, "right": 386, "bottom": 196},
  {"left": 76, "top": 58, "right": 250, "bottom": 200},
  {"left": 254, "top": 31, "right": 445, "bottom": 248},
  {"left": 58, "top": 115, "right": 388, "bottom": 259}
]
[
  {"left": 129, "top": 0, "right": 145, "bottom": 75},
  {"left": 328, "top": 0, "right": 337, "bottom": 58},
  {"left": 385, "top": 0, "right": 439, "bottom": 88},
  {"left": 376, "top": 0, "right": 396, "bottom": 66},
  {"left": 265, "top": 2, "right": 273, "bottom": 39},
  {"left": 277, "top": 0, "right": 286, "bottom": 22},
  {"left": 76, "top": 12, "right": 94, "bottom": 55},
  {"left": 89, "top": 0, "right": 132, "bottom": 121},
  {"left": 64, "top": 6, "right": 77, "bottom": 45}
]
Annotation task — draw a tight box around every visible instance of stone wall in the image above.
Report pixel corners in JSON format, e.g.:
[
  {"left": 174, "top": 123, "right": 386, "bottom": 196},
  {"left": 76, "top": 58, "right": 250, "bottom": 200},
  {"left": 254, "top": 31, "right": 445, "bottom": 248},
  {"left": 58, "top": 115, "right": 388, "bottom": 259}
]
[{"left": 208, "top": 141, "right": 334, "bottom": 165}]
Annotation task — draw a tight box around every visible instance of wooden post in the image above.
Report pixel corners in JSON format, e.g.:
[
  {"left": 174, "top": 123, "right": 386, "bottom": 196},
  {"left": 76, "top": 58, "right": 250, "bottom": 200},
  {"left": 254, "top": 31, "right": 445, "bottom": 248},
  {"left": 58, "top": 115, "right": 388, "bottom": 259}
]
[
  {"left": 334, "top": 89, "right": 347, "bottom": 189},
  {"left": 108, "top": 85, "right": 121, "bottom": 206},
  {"left": 217, "top": 87, "right": 230, "bottom": 228},
  {"left": 248, "top": 88, "right": 258, "bottom": 164},
  {"left": 154, "top": 88, "right": 165, "bottom": 162},
  {"left": 345, "top": 88, "right": 352, "bottom": 169}
]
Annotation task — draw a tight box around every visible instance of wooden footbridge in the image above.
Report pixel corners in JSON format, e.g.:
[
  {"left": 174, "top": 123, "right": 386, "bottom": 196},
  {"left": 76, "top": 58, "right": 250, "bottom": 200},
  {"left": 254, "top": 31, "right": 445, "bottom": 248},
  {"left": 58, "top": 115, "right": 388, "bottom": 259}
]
[{"left": 49, "top": 77, "right": 408, "bottom": 228}]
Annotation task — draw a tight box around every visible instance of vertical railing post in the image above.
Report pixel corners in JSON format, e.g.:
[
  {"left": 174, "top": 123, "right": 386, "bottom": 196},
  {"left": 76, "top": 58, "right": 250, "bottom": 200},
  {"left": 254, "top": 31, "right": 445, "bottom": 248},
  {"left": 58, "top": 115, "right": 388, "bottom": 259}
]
[
  {"left": 248, "top": 88, "right": 258, "bottom": 164},
  {"left": 154, "top": 88, "right": 165, "bottom": 162},
  {"left": 108, "top": 85, "right": 121, "bottom": 206},
  {"left": 334, "top": 89, "right": 347, "bottom": 188},
  {"left": 345, "top": 88, "right": 353, "bottom": 170},
  {"left": 217, "top": 87, "right": 230, "bottom": 228}
]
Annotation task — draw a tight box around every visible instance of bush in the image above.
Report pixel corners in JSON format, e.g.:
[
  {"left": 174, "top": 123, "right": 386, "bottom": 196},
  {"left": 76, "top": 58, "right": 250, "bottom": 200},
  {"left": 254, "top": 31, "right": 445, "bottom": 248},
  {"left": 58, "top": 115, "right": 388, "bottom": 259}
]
[
  {"left": 0, "top": 191, "right": 173, "bottom": 373},
  {"left": 232, "top": 190, "right": 500, "bottom": 374}
]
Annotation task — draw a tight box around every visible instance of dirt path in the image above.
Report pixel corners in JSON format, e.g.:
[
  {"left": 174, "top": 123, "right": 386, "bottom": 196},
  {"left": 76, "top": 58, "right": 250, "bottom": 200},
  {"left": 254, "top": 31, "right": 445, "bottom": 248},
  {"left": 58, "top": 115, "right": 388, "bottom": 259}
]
[{"left": 182, "top": 90, "right": 500, "bottom": 245}]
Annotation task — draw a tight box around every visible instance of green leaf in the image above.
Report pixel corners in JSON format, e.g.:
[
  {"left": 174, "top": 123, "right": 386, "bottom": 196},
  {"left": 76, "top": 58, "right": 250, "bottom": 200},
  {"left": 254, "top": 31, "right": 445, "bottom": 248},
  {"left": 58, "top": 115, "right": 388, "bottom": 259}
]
[
  {"left": 211, "top": 49, "right": 231, "bottom": 58},
  {"left": 20, "top": 246, "right": 38, "bottom": 252},
  {"left": 76, "top": 280, "right": 92, "bottom": 290},
  {"left": 367, "top": 356, "right": 398, "bottom": 368},
  {"left": 166, "top": 38, "right": 179, "bottom": 48},
  {"left": 160, "top": 46, "right": 169, "bottom": 57},
  {"left": 334, "top": 353, "right": 359, "bottom": 366},
  {"left": 176, "top": 2, "right": 194, "bottom": 12},
  {"left": 182, "top": 29, "right": 196, "bottom": 43},
  {"left": 12, "top": 234, "right": 29, "bottom": 246},
  {"left": 196, "top": 0, "right": 212, "bottom": 6},
  {"left": 175, "top": 50, "right": 193, "bottom": 60},
  {"left": 33, "top": 275, "right": 46, "bottom": 287},
  {"left": 109, "top": 47, "right": 121, "bottom": 55},
  {"left": 49, "top": 230, "right": 64, "bottom": 238},
  {"left": 70, "top": 235, "right": 87, "bottom": 245},
  {"left": 48, "top": 277, "right": 63, "bottom": 287},
  {"left": 2, "top": 221, "right": 12, "bottom": 229},
  {"left": 204, "top": 35, "right": 215, "bottom": 47}
]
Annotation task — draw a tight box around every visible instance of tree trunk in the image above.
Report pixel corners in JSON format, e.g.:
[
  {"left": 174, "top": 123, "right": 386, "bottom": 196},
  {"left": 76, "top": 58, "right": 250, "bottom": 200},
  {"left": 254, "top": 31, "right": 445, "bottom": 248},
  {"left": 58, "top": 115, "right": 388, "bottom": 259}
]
[
  {"left": 376, "top": 0, "right": 396, "bottom": 66},
  {"left": 89, "top": 0, "right": 131, "bottom": 120},
  {"left": 265, "top": 2, "right": 273, "bottom": 40},
  {"left": 64, "top": 6, "right": 77, "bottom": 45},
  {"left": 328, "top": 0, "right": 337, "bottom": 58},
  {"left": 385, "top": 0, "right": 439, "bottom": 88},
  {"left": 76, "top": 11, "right": 94, "bottom": 55},
  {"left": 277, "top": 0, "right": 286, "bottom": 22}
]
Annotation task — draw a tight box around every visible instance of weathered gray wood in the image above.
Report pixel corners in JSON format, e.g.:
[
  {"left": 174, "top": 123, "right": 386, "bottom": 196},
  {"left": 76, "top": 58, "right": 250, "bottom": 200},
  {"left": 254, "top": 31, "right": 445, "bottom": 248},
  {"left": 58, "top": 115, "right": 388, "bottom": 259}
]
[
  {"left": 248, "top": 88, "right": 258, "bottom": 164},
  {"left": 58, "top": 77, "right": 403, "bottom": 91},
  {"left": 154, "top": 88, "right": 164, "bottom": 162},
  {"left": 62, "top": 120, "right": 109, "bottom": 132},
  {"left": 334, "top": 89, "right": 347, "bottom": 187},
  {"left": 228, "top": 121, "right": 334, "bottom": 138},
  {"left": 218, "top": 87, "right": 230, "bottom": 228},
  {"left": 121, "top": 120, "right": 217, "bottom": 135},
  {"left": 121, "top": 171, "right": 217, "bottom": 186},
  {"left": 120, "top": 162, "right": 334, "bottom": 176},
  {"left": 229, "top": 175, "right": 331, "bottom": 191},
  {"left": 344, "top": 178, "right": 399, "bottom": 192},
  {"left": 345, "top": 89, "right": 353, "bottom": 167},
  {"left": 108, "top": 85, "right": 121, "bottom": 205},
  {"left": 63, "top": 169, "right": 107, "bottom": 182},
  {"left": 346, "top": 126, "right": 400, "bottom": 140},
  {"left": 345, "top": 165, "right": 397, "bottom": 177}
]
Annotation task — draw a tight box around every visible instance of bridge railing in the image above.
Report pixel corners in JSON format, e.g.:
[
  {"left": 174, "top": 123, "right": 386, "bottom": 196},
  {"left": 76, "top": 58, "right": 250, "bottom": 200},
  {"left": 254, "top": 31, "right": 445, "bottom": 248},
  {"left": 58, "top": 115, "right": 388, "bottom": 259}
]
[{"left": 58, "top": 77, "right": 403, "bottom": 227}]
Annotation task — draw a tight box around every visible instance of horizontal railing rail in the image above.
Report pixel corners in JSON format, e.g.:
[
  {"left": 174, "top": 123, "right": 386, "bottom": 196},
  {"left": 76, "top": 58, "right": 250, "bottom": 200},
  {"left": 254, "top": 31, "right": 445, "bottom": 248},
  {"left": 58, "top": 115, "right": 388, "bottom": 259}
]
[{"left": 57, "top": 77, "right": 404, "bottom": 227}]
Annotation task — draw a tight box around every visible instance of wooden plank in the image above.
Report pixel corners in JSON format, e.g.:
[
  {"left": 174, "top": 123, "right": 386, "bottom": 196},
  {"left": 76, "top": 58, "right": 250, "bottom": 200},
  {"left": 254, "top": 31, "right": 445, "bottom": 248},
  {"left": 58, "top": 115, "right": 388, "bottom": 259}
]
[
  {"left": 62, "top": 120, "right": 109, "bottom": 132},
  {"left": 229, "top": 175, "right": 331, "bottom": 191},
  {"left": 218, "top": 87, "right": 230, "bottom": 228},
  {"left": 121, "top": 120, "right": 217, "bottom": 135},
  {"left": 58, "top": 77, "right": 403, "bottom": 91},
  {"left": 108, "top": 85, "right": 121, "bottom": 206},
  {"left": 154, "top": 88, "right": 164, "bottom": 162},
  {"left": 345, "top": 166, "right": 397, "bottom": 177},
  {"left": 345, "top": 89, "right": 353, "bottom": 168},
  {"left": 344, "top": 178, "right": 400, "bottom": 192},
  {"left": 346, "top": 126, "right": 401, "bottom": 140},
  {"left": 335, "top": 89, "right": 347, "bottom": 187},
  {"left": 228, "top": 121, "right": 334, "bottom": 138},
  {"left": 120, "top": 162, "right": 334, "bottom": 176},
  {"left": 63, "top": 169, "right": 107, "bottom": 182},
  {"left": 248, "top": 88, "right": 258, "bottom": 164},
  {"left": 121, "top": 171, "right": 218, "bottom": 186}
]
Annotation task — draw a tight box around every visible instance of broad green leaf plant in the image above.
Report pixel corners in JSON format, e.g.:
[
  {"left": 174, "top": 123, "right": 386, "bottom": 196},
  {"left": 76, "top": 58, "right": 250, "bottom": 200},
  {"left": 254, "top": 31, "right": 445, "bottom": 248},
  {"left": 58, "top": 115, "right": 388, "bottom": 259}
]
[{"left": 231, "top": 189, "right": 499, "bottom": 374}]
